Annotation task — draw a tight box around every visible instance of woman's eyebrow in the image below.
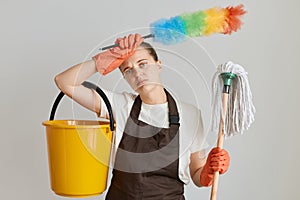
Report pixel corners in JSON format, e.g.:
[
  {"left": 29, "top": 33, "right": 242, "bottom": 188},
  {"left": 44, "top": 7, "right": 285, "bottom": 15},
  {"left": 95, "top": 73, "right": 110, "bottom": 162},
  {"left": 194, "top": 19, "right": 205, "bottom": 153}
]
[
  {"left": 137, "top": 59, "right": 147, "bottom": 63},
  {"left": 122, "top": 66, "right": 130, "bottom": 73},
  {"left": 122, "top": 59, "right": 149, "bottom": 72}
]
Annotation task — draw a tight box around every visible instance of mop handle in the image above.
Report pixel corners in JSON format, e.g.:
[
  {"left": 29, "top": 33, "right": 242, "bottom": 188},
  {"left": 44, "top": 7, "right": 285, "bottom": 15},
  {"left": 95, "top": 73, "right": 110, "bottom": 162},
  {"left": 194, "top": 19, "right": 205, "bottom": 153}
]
[{"left": 210, "top": 92, "right": 229, "bottom": 200}]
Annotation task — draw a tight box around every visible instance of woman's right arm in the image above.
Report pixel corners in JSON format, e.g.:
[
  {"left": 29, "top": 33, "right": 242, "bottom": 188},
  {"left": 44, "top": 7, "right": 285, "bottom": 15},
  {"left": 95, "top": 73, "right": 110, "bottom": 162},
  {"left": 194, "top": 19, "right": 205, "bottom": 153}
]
[
  {"left": 54, "top": 59, "right": 102, "bottom": 116},
  {"left": 54, "top": 33, "right": 144, "bottom": 116}
]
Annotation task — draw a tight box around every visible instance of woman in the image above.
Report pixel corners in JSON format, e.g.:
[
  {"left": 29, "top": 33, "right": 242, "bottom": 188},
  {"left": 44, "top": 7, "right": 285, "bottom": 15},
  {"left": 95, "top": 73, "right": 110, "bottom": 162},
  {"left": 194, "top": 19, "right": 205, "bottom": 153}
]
[{"left": 55, "top": 33, "right": 230, "bottom": 199}]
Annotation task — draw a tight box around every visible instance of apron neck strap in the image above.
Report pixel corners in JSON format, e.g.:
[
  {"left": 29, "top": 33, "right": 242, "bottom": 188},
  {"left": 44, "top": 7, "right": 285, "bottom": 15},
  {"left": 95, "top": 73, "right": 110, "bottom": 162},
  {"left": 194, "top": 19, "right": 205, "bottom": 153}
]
[{"left": 130, "top": 89, "right": 180, "bottom": 126}]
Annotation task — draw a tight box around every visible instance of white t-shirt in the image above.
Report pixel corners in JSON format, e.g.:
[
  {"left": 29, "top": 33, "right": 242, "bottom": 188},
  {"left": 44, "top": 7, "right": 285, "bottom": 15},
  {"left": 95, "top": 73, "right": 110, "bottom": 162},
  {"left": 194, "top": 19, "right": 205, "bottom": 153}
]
[{"left": 99, "top": 89, "right": 208, "bottom": 184}]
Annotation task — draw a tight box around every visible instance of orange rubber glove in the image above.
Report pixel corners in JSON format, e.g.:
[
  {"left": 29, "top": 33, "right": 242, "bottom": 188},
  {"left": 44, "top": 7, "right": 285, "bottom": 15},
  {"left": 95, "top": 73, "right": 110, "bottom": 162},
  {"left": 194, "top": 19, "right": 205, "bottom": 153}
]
[
  {"left": 200, "top": 147, "right": 230, "bottom": 187},
  {"left": 93, "top": 33, "right": 144, "bottom": 75}
]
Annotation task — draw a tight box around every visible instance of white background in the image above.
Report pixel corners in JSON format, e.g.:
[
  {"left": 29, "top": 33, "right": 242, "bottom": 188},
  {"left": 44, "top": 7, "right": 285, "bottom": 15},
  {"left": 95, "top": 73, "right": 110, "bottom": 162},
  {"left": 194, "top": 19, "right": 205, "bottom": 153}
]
[{"left": 1, "top": 0, "right": 299, "bottom": 199}]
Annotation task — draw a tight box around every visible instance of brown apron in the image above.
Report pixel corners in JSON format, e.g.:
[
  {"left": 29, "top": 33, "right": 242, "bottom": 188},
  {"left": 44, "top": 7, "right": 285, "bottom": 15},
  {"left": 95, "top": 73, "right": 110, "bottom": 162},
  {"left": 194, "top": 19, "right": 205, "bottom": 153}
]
[{"left": 105, "top": 90, "right": 185, "bottom": 200}]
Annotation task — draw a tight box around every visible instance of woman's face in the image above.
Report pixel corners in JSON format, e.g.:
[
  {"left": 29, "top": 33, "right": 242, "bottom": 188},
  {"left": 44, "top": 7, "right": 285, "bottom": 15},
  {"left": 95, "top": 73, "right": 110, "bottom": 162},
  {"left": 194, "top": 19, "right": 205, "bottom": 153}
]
[{"left": 119, "top": 47, "right": 162, "bottom": 93}]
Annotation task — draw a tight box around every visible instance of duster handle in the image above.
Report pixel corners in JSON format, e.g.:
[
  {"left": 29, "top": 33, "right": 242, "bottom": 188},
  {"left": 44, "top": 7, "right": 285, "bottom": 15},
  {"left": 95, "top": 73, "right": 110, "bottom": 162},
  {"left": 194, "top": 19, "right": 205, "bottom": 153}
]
[
  {"left": 210, "top": 92, "right": 229, "bottom": 200},
  {"left": 99, "top": 34, "right": 154, "bottom": 51}
]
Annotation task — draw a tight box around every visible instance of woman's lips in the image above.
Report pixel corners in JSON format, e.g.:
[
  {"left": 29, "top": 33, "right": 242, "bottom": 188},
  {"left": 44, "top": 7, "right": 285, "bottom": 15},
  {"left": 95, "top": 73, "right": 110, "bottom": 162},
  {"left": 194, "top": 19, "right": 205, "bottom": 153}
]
[{"left": 136, "top": 79, "right": 149, "bottom": 88}]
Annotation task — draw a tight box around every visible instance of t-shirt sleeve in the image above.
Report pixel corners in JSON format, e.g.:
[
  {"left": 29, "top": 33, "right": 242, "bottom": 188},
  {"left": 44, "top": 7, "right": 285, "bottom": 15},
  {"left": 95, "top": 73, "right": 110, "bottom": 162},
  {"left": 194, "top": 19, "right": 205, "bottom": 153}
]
[
  {"left": 98, "top": 88, "right": 136, "bottom": 123},
  {"left": 189, "top": 108, "right": 209, "bottom": 153},
  {"left": 98, "top": 89, "right": 114, "bottom": 119}
]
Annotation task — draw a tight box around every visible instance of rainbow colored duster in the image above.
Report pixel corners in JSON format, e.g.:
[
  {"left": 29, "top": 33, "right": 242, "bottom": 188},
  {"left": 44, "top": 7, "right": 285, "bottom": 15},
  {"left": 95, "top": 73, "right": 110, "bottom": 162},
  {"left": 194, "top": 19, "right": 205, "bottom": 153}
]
[
  {"left": 100, "top": 5, "right": 246, "bottom": 50},
  {"left": 150, "top": 4, "right": 246, "bottom": 45}
]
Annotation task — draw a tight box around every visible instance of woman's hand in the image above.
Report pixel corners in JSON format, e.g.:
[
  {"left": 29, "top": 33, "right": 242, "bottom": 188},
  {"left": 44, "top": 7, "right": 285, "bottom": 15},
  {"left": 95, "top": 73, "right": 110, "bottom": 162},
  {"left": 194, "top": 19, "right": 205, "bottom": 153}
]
[
  {"left": 110, "top": 34, "right": 144, "bottom": 58},
  {"left": 93, "top": 33, "right": 144, "bottom": 75},
  {"left": 199, "top": 147, "right": 230, "bottom": 186}
]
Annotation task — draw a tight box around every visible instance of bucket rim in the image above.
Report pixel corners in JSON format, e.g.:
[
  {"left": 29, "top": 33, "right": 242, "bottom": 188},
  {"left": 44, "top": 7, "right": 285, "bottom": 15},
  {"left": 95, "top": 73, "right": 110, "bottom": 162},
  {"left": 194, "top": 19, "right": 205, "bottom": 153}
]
[{"left": 42, "top": 119, "right": 114, "bottom": 129}]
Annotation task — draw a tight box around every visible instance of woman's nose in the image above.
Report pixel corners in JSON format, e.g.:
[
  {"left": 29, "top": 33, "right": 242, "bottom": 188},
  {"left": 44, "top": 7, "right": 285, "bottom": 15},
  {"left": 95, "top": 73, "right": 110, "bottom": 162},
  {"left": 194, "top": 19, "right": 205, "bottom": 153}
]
[{"left": 132, "top": 67, "right": 143, "bottom": 77}]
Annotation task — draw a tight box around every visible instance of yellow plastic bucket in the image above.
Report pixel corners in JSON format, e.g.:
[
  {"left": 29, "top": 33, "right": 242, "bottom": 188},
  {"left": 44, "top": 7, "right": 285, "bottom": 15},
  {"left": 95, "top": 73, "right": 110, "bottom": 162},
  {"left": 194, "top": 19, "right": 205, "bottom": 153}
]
[{"left": 42, "top": 82, "right": 115, "bottom": 198}]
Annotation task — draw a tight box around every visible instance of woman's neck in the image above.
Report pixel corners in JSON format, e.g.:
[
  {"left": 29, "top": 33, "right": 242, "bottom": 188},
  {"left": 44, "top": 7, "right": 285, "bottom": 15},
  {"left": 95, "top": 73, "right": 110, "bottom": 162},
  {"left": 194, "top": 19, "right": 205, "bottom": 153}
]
[{"left": 139, "top": 85, "right": 167, "bottom": 105}]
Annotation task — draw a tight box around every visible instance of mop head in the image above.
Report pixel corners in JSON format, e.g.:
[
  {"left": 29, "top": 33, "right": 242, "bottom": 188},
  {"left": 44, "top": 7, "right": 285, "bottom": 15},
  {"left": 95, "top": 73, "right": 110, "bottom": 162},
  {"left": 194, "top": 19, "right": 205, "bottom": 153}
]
[
  {"left": 211, "top": 61, "right": 255, "bottom": 137},
  {"left": 150, "top": 4, "right": 246, "bottom": 45}
]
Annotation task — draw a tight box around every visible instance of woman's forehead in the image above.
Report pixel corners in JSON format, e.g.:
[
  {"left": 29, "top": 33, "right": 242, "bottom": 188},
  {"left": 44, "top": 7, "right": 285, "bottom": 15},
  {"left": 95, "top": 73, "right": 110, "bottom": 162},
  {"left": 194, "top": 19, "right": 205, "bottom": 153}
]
[
  {"left": 131, "top": 48, "right": 152, "bottom": 59},
  {"left": 122, "top": 49, "right": 153, "bottom": 65}
]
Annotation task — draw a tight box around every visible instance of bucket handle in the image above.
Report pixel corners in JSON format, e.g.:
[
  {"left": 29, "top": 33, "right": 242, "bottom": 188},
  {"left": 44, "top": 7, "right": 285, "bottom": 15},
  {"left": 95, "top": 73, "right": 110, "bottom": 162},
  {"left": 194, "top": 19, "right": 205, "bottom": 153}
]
[{"left": 49, "top": 81, "right": 115, "bottom": 132}]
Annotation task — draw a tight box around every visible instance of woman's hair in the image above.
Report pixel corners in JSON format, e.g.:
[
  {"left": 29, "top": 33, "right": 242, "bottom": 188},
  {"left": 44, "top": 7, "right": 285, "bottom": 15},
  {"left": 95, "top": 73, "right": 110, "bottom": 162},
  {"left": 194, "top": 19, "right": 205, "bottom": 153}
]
[{"left": 140, "top": 42, "right": 158, "bottom": 61}]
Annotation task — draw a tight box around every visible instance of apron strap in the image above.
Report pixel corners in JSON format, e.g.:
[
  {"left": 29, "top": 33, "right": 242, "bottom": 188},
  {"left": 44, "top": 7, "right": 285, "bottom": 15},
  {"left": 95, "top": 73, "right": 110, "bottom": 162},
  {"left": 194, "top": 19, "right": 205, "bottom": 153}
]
[{"left": 130, "top": 89, "right": 180, "bottom": 126}]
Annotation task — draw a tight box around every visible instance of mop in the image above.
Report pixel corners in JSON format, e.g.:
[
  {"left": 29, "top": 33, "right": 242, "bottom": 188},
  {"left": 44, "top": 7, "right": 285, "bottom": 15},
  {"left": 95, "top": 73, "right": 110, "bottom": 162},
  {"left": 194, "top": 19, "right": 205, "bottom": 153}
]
[
  {"left": 210, "top": 61, "right": 255, "bottom": 200},
  {"left": 100, "top": 4, "right": 246, "bottom": 50}
]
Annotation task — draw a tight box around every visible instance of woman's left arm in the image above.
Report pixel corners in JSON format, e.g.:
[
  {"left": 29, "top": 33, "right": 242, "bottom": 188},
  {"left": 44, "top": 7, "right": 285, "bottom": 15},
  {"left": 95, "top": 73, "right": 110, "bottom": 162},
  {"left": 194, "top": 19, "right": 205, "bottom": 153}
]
[{"left": 189, "top": 150, "right": 206, "bottom": 187}]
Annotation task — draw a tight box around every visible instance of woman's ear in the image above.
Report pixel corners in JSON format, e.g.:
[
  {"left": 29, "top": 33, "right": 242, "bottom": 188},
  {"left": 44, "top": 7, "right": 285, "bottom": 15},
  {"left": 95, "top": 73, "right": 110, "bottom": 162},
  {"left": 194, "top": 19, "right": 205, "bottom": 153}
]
[{"left": 157, "top": 60, "right": 162, "bottom": 70}]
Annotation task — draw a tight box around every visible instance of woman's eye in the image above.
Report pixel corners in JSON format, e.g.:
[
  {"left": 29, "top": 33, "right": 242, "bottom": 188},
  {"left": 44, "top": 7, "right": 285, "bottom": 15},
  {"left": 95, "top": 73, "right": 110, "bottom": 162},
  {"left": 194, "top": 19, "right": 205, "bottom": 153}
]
[
  {"left": 139, "top": 63, "right": 147, "bottom": 67},
  {"left": 124, "top": 68, "right": 133, "bottom": 75}
]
